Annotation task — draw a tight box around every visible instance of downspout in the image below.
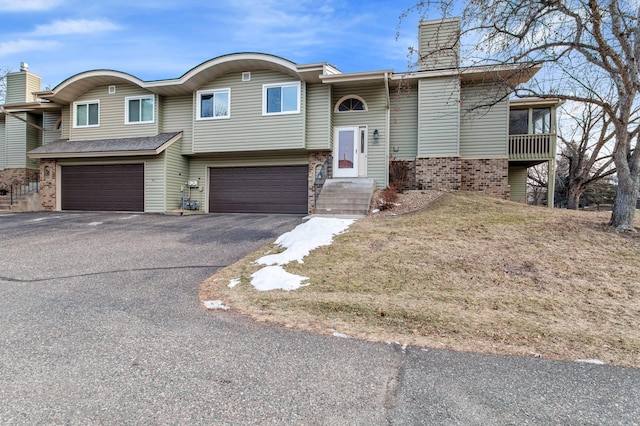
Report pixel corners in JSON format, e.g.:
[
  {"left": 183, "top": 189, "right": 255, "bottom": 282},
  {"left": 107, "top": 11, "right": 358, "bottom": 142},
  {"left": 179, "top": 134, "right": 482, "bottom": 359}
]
[{"left": 384, "top": 72, "right": 391, "bottom": 188}]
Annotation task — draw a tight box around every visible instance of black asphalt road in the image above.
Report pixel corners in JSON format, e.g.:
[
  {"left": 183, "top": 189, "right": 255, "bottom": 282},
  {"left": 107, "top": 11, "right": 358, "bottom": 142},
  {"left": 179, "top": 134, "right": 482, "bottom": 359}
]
[{"left": 0, "top": 212, "right": 638, "bottom": 425}]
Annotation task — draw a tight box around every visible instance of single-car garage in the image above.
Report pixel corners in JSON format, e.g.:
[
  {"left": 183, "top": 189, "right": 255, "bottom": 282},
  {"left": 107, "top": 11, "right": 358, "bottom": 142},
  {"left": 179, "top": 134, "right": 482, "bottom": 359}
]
[
  {"left": 61, "top": 164, "right": 144, "bottom": 211},
  {"left": 209, "top": 166, "right": 308, "bottom": 214}
]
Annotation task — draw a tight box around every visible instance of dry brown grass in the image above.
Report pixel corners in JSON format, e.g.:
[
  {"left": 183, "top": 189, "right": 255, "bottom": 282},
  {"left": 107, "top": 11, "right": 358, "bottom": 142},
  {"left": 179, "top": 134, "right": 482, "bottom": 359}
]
[{"left": 199, "top": 193, "right": 640, "bottom": 368}]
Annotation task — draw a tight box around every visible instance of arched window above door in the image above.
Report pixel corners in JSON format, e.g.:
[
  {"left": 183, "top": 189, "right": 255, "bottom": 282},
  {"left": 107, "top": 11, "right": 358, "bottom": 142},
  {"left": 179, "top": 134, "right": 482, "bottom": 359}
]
[{"left": 335, "top": 95, "right": 368, "bottom": 112}]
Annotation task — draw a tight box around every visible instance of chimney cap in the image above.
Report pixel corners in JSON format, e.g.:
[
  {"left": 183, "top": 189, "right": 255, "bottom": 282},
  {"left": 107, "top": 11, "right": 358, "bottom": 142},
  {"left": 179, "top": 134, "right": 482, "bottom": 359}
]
[{"left": 20, "top": 62, "right": 29, "bottom": 72}]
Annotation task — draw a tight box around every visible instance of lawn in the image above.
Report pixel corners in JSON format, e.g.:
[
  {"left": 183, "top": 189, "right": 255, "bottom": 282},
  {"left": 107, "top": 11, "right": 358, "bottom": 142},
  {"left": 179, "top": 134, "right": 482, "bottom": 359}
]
[{"left": 199, "top": 192, "right": 640, "bottom": 368}]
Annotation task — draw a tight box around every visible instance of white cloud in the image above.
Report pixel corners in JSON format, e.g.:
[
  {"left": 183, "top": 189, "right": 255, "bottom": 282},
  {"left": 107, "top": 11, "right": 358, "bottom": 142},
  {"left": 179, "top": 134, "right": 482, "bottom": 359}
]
[
  {"left": 33, "top": 19, "right": 121, "bottom": 36},
  {"left": 0, "top": 39, "right": 60, "bottom": 57},
  {"left": 0, "top": 0, "right": 62, "bottom": 11}
]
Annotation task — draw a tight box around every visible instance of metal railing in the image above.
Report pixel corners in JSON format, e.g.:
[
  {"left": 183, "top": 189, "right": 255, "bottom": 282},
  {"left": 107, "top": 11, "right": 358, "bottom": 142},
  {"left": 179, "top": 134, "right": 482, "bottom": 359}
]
[
  {"left": 313, "top": 155, "right": 332, "bottom": 208},
  {"left": 509, "top": 133, "right": 555, "bottom": 160},
  {"left": 2, "top": 172, "right": 40, "bottom": 207}
]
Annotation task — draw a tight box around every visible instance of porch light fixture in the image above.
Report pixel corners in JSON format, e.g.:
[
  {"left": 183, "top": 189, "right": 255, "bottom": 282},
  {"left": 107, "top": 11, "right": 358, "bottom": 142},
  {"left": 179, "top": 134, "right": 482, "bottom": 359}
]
[{"left": 373, "top": 129, "right": 379, "bottom": 142}]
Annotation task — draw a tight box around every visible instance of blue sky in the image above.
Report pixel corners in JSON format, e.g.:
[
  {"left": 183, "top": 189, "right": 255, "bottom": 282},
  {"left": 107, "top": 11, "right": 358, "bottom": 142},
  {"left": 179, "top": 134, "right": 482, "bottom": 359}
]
[{"left": 0, "top": 0, "right": 425, "bottom": 89}]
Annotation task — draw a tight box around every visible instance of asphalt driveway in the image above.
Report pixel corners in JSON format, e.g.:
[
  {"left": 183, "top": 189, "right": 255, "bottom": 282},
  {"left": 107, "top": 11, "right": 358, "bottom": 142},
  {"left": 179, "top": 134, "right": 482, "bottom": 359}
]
[{"left": 0, "top": 212, "right": 638, "bottom": 425}]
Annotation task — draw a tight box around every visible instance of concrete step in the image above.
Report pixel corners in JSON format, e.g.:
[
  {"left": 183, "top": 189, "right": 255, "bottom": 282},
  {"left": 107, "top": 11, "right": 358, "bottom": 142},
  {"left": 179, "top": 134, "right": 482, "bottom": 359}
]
[{"left": 313, "top": 178, "right": 376, "bottom": 216}]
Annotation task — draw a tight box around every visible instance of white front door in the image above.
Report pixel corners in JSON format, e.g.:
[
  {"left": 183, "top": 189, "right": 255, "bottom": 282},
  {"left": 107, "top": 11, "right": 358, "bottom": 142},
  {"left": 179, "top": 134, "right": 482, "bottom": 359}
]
[{"left": 334, "top": 126, "right": 360, "bottom": 178}]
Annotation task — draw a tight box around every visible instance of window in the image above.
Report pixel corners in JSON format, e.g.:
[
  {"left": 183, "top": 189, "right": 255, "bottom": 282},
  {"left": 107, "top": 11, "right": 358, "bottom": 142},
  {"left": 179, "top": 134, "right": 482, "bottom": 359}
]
[
  {"left": 508, "top": 109, "right": 528, "bottom": 135},
  {"left": 126, "top": 96, "right": 154, "bottom": 124},
  {"left": 263, "top": 82, "right": 300, "bottom": 115},
  {"left": 336, "top": 96, "right": 367, "bottom": 112},
  {"left": 197, "top": 89, "right": 230, "bottom": 120},
  {"left": 74, "top": 101, "right": 99, "bottom": 128},
  {"left": 532, "top": 108, "right": 551, "bottom": 134}
]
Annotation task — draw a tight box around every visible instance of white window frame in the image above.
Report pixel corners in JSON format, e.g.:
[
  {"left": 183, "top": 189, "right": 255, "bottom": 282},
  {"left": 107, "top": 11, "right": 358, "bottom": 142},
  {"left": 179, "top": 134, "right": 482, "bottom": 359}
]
[
  {"left": 125, "top": 95, "right": 155, "bottom": 125},
  {"left": 73, "top": 100, "right": 100, "bottom": 128},
  {"left": 196, "top": 88, "right": 231, "bottom": 120},
  {"left": 262, "top": 82, "right": 301, "bottom": 116}
]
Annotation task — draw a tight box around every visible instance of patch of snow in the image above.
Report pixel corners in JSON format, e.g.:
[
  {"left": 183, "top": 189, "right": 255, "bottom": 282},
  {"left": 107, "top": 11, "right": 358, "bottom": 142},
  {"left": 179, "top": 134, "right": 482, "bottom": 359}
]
[
  {"left": 371, "top": 209, "right": 380, "bottom": 214},
  {"left": 576, "top": 359, "right": 606, "bottom": 365},
  {"left": 249, "top": 217, "right": 354, "bottom": 292},
  {"left": 333, "top": 332, "right": 350, "bottom": 339},
  {"left": 228, "top": 278, "right": 240, "bottom": 288},
  {"left": 88, "top": 222, "right": 103, "bottom": 226},
  {"left": 203, "top": 300, "right": 230, "bottom": 310},
  {"left": 250, "top": 266, "right": 309, "bottom": 291},
  {"left": 256, "top": 217, "right": 354, "bottom": 266}
]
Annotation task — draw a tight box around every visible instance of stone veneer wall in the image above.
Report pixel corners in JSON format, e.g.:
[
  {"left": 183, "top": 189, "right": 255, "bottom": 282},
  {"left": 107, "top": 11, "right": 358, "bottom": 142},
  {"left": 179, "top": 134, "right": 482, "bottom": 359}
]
[
  {"left": 308, "top": 151, "right": 332, "bottom": 213},
  {"left": 39, "top": 159, "right": 56, "bottom": 211},
  {"left": 460, "top": 158, "right": 510, "bottom": 200},
  {"left": 415, "top": 157, "right": 461, "bottom": 191}
]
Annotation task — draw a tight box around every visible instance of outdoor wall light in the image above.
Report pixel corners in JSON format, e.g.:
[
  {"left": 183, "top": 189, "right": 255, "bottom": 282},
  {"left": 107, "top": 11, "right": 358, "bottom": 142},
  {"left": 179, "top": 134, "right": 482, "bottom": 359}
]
[{"left": 373, "top": 129, "right": 379, "bottom": 142}]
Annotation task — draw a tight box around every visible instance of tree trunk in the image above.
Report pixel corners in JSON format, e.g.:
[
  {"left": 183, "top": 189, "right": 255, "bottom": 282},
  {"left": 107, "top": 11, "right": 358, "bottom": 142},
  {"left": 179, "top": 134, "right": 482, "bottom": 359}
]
[
  {"left": 567, "top": 192, "right": 581, "bottom": 210},
  {"left": 609, "top": 172, "right": 639, "bottom": 231}
]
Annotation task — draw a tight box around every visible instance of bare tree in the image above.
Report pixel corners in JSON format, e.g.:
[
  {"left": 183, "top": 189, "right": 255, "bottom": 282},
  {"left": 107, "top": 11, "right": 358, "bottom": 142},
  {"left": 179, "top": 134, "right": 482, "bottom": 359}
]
[
  {"left": 0, "top": 67, "right": 8, "bottom": 104},
  {"left": 402, "top": 0, "right": 640, "bottom": 231},
  {"left": 558, "top": 102, "right": 617, "bottom": 209},
  {"left": 527, "top": 163, "right": 548, "bottom": 206}
]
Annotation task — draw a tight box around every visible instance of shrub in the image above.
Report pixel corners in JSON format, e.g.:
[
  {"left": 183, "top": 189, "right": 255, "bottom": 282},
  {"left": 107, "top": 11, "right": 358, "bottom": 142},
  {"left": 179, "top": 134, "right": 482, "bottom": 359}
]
[
  {"left": 377, "top": 186, "right": 399, "bottom": 210},
  {"left": 389, "top": 158, "right": 410, "bottom": 192}
]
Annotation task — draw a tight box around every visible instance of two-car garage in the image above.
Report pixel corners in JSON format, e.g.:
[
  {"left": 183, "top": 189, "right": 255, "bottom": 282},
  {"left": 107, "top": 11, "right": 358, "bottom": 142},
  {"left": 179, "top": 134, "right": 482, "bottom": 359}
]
[
  {"left": 209, "top": 165, "right": 309, "bottom": 214},
  {"left": 60, "top": 164, "right": 144, "bottom": 212}
]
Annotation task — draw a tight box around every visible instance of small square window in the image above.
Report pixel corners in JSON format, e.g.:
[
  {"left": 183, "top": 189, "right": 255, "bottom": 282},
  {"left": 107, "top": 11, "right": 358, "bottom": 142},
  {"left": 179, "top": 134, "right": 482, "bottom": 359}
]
[{"left": 197, "top": 89, "right": 230, "bottom": 120}]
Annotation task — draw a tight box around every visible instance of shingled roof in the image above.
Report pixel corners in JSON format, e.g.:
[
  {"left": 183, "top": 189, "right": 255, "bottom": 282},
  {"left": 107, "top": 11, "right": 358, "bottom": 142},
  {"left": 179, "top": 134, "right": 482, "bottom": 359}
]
[{"left": 28, "top": 131, "right": 183, "bottom": 158}]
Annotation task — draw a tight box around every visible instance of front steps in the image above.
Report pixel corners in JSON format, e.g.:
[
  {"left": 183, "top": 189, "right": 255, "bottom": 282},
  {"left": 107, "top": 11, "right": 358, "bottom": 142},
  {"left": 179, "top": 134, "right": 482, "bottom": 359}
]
[{"left": 313, "top": 178, "right": 376, "bottom": 217}]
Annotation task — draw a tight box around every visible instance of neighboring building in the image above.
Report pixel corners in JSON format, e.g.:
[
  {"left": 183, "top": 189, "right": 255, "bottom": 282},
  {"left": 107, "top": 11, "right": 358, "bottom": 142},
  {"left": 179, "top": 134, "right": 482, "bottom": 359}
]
[{"left": 0, "top": 18, "right": 559, "bottom": 214}]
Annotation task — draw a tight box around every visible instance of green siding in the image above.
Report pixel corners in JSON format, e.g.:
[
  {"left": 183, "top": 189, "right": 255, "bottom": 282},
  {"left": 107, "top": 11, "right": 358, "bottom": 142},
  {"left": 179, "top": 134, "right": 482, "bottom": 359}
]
[
  {"left": 389, "top": 83, "right": 418, "bottom": 160},
  {"left": 26, "top": 114, "right": 42, "bottom": 169},
  {"left": 164, "top": 139, "right": 189, "bottom": 210},
  {"left": 508, "top": 167, "right": 528, "bottom": 203},
  {"left": 418, "top": 18, "right": 460, "bottom": 71},
  {"left": 418, "top": 77, "right": 460, "bottom": 157},
  {"left": 192, "top": 70, "right": 305, "bottom": 153},
  {"left": 61, "top": 106, "right": 70, "bottom": 139},
  {"left": 460, "top": 83, "right": 508, "bottom": 158},
  {"left": 70, "top": 83, "right": 158, "bottom": 141},
  {"left": 27, "top": 73, "right": 41, "bottom": 102},
  {"left": 43, "top": 111, "right": 62, "bottom": 145},
  {"left": 6, "top": 73, "right": 26, "bottom": 104},
  {"left": 0, "top": 115, "right": 5, "bottom": 169},
  {"left": 161, "top": 94, "right": 193, "bottom": 155},
  {"left": 305, "top": 83, "right": 331, "bottom": 150},
  {"left": 5, "top": 114, "right": 27, "bottom": 168}
]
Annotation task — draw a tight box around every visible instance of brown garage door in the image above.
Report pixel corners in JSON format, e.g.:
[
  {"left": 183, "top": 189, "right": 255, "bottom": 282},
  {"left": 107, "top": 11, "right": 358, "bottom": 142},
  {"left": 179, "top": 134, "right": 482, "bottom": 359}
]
[
  {"left": 209, "top": 166, "right": 308, "bottom": 213},
  {"left": 61, "top": 164, "right": 144, "bottom": 211}
]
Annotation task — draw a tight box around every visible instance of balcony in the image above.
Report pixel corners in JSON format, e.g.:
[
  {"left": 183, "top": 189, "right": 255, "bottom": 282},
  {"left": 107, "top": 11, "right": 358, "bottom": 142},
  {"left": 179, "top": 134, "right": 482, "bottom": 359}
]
[{"left": 509, "top": 133, "right": 555, "bottom": 161}]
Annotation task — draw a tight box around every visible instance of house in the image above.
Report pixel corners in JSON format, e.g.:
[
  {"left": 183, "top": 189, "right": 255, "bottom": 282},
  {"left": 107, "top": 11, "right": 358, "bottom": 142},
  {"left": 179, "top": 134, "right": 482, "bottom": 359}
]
[{"left": 0, "top": 18, "right": 560, "bottom": 214}]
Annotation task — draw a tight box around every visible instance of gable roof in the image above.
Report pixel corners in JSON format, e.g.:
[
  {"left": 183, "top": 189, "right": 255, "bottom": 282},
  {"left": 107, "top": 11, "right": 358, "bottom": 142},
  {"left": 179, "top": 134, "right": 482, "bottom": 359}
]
[{"left": 27, "top": 131, "right": 182, "bottom": 159}]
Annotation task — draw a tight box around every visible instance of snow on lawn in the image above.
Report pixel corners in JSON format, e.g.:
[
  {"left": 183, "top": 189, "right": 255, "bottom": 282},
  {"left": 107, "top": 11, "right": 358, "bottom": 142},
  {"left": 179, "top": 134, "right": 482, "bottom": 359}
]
[{"left": 250, "top": 217, "right": 355, "bottom": 291}]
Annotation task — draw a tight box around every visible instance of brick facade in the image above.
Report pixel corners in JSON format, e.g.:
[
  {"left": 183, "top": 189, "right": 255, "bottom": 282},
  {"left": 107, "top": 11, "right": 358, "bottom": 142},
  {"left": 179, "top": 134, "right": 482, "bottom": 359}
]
[
  {"left": 460, "top": 158, "right": 510, "bottom": 200},
  {"left": 414, "top": 157, "right": 509, "bottom": 200},
  {"left": 415, "top": 157, "right": 462, "bottom": 191},
  {"left": 39, "top": 159, "right": 56, "bottom": 211},
  {"left": 0, "top": 168, "right": 38, "bottom": 191}
]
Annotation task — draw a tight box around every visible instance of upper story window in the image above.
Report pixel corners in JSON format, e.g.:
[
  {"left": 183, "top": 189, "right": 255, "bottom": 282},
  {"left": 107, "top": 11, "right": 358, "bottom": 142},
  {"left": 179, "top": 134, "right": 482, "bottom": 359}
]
[
  {"left": 197, "top": 88, "right": 230, "bottom": 120},
  {"left": 74, "top": 100, "right": 99, "bottom": 128},
  {"left": 335, "top": 95, "right": 368, "bottom": 112},
  {"left": 263, "top": 82, "right": 300, "bottom": 115},
  {"left": 509, "top": 107, "right": 552, "bottom": 135},
  {"left": 126, "top": 96, "right": 154, "bottom": 124}
]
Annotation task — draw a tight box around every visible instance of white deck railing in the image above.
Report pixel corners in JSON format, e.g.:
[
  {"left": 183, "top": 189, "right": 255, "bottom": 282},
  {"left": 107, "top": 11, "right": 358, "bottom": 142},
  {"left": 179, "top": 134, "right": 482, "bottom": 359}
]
[{"left": 509, "top": 134, "right": 555, "bottom": 160}]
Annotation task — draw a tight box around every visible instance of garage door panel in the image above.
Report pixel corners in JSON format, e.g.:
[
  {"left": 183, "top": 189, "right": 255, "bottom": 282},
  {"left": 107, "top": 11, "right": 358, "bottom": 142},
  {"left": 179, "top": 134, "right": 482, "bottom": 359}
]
[
  {"left": 209, "top": 166, "right": 308, "bottom": 214},
  {"left": 61, "top": 164, "right": 144, "bottom": 212}
]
